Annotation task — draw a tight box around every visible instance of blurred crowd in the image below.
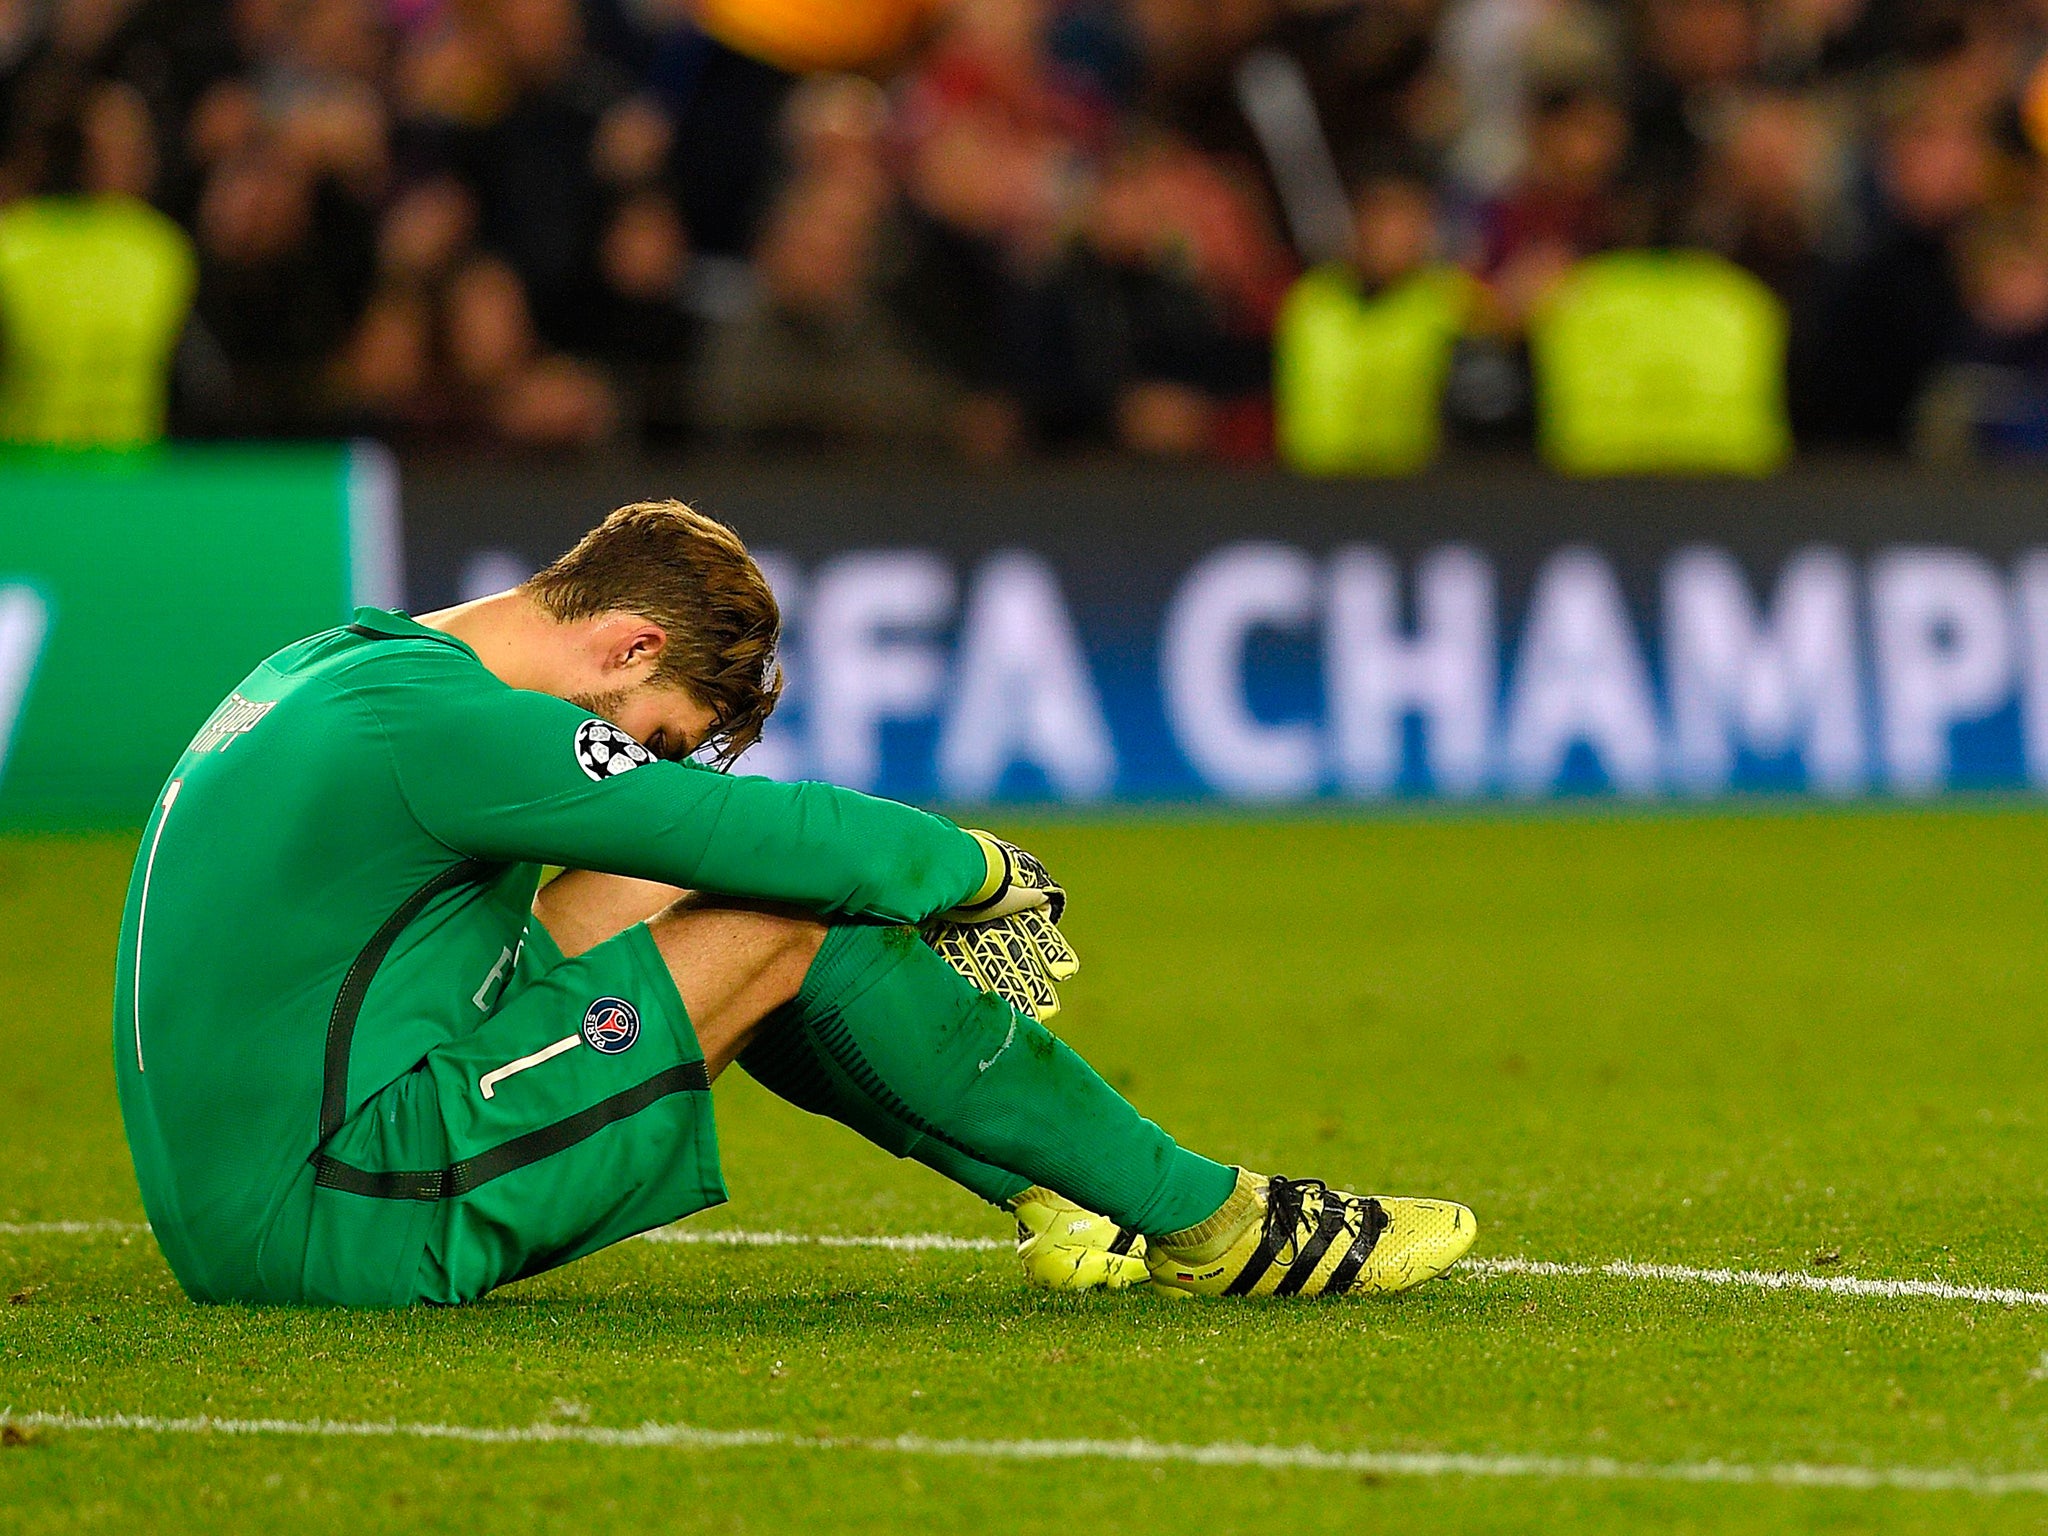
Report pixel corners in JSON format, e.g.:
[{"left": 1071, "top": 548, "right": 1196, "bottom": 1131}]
[{"left": 10, "top": 0, "right": 2048, "bottom": 464}]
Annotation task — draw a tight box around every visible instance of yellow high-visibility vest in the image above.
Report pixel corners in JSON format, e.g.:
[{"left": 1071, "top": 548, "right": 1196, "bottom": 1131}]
[
  {"left": 1531, "top": 249, "right": 1790, "bottom": 476},
  {"left": 1275, "top": 263, "right": 1474, "bottom": 477},
  {"left": 0, "top": 195, "right": 196, "bottom": 449}
]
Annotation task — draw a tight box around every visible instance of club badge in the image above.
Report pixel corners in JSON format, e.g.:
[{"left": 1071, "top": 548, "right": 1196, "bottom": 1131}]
[
  {"left": 581, "top": 996, "right": 640, "bottom": 1054},
  {"left": 574, "top": 719, "right": 654, "bottom": 782}
]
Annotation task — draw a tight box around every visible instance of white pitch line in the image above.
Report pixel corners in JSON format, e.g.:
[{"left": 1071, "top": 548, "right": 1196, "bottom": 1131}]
[
  {"left": 1463, "top": 1257, "right": 2048, "bottom": 1310},
  {"left": 4, "top": 1409, "right": 2046, "bottom": 1497},
  {"left": 11, "top": 1221, "right": 2048, "bottom": 1310},
  {"left": 644, "top": 1230, "right": 2048, "bottom": 1308}
]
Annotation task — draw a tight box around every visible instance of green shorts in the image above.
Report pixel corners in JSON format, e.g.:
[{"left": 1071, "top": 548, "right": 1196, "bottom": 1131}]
[{"left": 258, "top": 921, "right": 725, "bottom": 1306}]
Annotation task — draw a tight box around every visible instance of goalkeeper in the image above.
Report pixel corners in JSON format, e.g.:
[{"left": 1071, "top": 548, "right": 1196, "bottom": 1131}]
[{"left": 113, "top": 501, "right": 1474, "bottom": 1307}]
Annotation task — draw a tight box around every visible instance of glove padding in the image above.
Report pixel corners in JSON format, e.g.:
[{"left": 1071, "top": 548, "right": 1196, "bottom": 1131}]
[
  {"left": 941, "top": 830, "right": 1067, "bottom": 925},
  {"left": 922, "top": 905, "right": 1079, "bottom": 1022}
]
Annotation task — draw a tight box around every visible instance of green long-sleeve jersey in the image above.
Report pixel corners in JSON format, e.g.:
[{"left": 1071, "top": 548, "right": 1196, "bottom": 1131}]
[{"left": 112, "top": 608, "right": 987, "bottom": 1298}]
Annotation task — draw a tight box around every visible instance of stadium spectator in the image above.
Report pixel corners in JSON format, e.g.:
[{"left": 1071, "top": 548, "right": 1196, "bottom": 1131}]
[
  {"left": 593, "top": 185, "right": 696, "bottom": 438},
  {"left": 1479, "top": 81, "right": 1633, "bottom": 328},
  {"left": 1794, "top": 87, "right": 1998, "bottom": 447},
  {"left": 1436, "top": 0, "right": 1620, "bottom": 198},
  {"left": 333, "top": 282, "right": 438, "bottom": 431},
  {"left": 1629, "top": 0, "right": 1756, "bottom": 204},
  {"left": 1012, "top": 131, "right": 1287, "bottom": 456},
  {"left": 693, "top": 73, "right": 964, "bottom": 447},
  {"left": 345, "top": 247, "right": 617, "bottom": 446},
  {"left": 1916, "top": 209, "right": 2048, "bottom": 458},
  {"left": 1686, "top": 89, "right": 1839, "bottom": 310},
  {"left": 182, "top": 134, "right": 377, "bottom": 433},
  {"left": 0, "top": 79, "right": 195, "bottom": 447},
  {"left": 397, "top": 0, "right": 631, "bottom": 352},
  {"left": 878, "top": 0, "right": 1117, "bottom": 454},
  {"left": 1275, "top": 170, "right": 1476, "bottom": 474},
  {"left": 325, "top": 175, "right": 471, "bottom": 434},
  {"left": 451, "top": 252, "right": 618, "bottom": 444}
]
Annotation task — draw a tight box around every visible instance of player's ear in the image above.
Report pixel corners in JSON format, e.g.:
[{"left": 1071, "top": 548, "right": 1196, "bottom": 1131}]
[{"left": 602, "top": 615, "right": 668, "bottom": 677}]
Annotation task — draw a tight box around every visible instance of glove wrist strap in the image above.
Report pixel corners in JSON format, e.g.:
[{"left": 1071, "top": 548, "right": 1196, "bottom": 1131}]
[{"left": 956, "top": 831, "right": 1011, "bottom": 914}]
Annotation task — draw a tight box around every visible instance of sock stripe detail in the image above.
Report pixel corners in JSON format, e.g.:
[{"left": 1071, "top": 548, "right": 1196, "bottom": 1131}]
[{"left": 805, "top": 1003, "right": 1008, "bottom": 1174}]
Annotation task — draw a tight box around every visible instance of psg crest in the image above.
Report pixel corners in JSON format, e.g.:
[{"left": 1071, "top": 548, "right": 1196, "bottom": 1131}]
[
  {"left": 581, "top": 996, "right": 640, "bottom": 1054},
  {"left": 574, "top": 719, "right": 655, "bottom": 781}
]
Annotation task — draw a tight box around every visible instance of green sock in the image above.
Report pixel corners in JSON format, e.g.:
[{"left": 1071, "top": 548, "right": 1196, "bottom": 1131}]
[
  {"left": 743, "top": 925, "right": 1234, "bottom": 1234},
  {"left": 738, "top": 1000, "right": 1031, "bottom": 1207}
]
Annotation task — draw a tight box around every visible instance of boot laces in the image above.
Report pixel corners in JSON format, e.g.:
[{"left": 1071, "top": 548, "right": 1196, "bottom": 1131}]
[{"left": 1262, "top": 1177, "right": 1383, "bottom": 1264}]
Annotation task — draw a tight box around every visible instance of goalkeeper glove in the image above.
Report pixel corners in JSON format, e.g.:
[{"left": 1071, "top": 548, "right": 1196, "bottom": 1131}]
[
  {"left": 943, "top": 830, "right": 1067, "bottom": 924},
  {"left": 923, "top": 906, "right": 1079, "bottom": 1022},
  {"left": 929, "top": 832, "right": 1077, "bottom": 1020}
]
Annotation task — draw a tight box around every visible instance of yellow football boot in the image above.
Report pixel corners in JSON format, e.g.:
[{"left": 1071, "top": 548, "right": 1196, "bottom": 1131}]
[
  {"left": 1009, "top": 1186, "right": 1151, "bottom": 1291},
  {"left": 1147, "top": 1169, "right": 1475, "bottom": 1298}
]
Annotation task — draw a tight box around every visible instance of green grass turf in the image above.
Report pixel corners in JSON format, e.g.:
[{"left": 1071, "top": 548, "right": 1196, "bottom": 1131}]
[{"left": 4, "top": 808, "right": 2048, "bottom": 1533}]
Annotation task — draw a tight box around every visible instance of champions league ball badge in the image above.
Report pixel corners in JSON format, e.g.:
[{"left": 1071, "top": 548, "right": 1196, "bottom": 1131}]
[
  {"left": 581, "top": 996, "right": 641, "bottom": 1054},
  {"left": 574, "top": 719, "right": 655, "bottom": 781}
]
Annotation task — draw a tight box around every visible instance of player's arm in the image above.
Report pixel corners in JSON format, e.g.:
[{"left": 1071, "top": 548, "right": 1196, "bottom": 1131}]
[{"left": 370, "top": 674, "right": 1010, "bottom": 925}]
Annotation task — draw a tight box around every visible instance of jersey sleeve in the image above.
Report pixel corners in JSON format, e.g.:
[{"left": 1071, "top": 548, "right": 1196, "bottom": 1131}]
[{"left": 357, "top": 659, "right": 988, "bottom": 925}]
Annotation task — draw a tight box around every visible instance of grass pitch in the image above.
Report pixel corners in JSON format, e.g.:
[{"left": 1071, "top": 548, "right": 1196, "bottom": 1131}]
[{"left": 5, "top": 808, "right": 2048, "bottom": 1533}]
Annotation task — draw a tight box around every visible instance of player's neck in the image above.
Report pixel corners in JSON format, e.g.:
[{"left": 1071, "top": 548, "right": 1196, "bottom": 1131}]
[{"left": 416, "top": 590, "right": 569, "bottom": 695}]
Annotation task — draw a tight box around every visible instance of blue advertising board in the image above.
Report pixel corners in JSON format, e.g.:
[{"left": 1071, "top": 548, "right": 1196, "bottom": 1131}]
[{"left": 404, "top": 461, "right": 2048, "bottom": 805}]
